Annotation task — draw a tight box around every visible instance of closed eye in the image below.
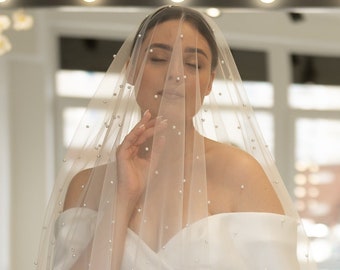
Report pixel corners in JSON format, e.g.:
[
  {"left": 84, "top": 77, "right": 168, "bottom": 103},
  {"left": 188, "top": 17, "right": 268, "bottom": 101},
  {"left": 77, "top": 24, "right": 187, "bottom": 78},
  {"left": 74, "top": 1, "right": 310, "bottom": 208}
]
[
  {"left": 186, "top": 62, "right": 201, "bottom": 69},
  {"left": 151, "top": 57, "right": 168, "bottom": 62}
]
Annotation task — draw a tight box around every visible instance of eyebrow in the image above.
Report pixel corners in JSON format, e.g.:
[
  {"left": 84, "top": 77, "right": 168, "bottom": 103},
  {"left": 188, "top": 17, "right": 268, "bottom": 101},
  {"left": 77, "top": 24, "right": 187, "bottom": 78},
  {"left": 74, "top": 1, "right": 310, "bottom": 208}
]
[
  {"left": 149, "top": 43, "right": 209, "bottom": 59},
  {"left": 184, "top": 47, "right": 208, "bottom": 60}
]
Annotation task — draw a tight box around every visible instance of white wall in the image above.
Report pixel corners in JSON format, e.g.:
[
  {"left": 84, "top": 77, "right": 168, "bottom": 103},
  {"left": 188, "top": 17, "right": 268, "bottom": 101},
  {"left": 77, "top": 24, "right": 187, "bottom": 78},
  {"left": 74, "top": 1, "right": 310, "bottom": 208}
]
[
  {"left": 1, "top": 7, "right": 340, "bottom": 270},
  {"left": 0, "top": 54, "right": 10, "bottom": 270},
  {"left": 2, "top": 10, "right": 51, "bottom": 270}
]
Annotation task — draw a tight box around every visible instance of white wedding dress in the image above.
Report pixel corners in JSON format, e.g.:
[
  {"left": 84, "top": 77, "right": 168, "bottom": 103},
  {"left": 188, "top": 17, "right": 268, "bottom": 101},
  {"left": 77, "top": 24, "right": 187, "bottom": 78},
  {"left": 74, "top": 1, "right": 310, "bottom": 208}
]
[{"left": 53, "top": 208, "right": 300, "bottom": 270}]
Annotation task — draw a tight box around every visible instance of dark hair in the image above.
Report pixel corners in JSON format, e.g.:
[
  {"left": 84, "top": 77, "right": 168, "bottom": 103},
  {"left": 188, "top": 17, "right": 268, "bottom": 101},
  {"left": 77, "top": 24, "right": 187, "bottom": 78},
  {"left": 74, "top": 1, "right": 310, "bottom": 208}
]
[{"left": 132, "top": 6, "right": 218, "bottom": 70}]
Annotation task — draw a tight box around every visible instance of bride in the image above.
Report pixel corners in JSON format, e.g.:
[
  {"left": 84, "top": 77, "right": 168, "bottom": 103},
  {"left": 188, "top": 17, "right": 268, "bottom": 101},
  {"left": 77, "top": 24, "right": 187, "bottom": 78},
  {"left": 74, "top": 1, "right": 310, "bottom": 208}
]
[{"left": 36, "top": 5, "right": 316, "bottom": 270}]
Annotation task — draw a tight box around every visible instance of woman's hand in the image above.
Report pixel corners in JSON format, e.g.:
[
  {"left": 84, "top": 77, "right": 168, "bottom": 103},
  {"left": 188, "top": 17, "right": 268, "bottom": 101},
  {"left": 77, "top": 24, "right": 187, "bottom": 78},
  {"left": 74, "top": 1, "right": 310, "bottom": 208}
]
[{"left": 116, "top": 110, "right": 167, "bottom": 205}]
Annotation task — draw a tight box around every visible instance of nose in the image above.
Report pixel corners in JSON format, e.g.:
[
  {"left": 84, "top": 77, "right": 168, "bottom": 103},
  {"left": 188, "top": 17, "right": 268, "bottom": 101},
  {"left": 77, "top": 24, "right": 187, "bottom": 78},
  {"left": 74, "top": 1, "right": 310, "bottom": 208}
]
[
  {"left": 166, "top": 48, "right": 184, "bottom": 83},
  {"left": 167, "top": 62, "right": 183, "bottom": 83}
]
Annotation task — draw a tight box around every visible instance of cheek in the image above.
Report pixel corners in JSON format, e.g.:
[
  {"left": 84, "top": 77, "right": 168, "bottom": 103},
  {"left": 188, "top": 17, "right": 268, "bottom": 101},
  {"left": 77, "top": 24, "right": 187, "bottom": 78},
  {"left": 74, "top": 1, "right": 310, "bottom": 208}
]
[
  {"left": 138, "top": 64, "right": 162, "bottom": 85},
  {"left": 200, "top": 73, "right": 213, "bottom": 96},
  {"left": 135, "top": 69, "right": 159, "bottom": 109},
  {"left": 135, "top": 64, "right": 152, "bottom": 90},
  {"left": 187, "top": 75, "right": 211, "bottom": 99}
]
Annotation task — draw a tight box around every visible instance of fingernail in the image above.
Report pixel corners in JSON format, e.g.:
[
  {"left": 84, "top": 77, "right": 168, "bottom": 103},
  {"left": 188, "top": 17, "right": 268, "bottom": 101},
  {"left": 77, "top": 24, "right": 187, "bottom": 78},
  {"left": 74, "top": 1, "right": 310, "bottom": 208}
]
[
  {"left": 139, "top": 124, "right": 145, "bottom": 129},
  {"left": 143, "top": 109, "right": 150, "bottom": 116}
]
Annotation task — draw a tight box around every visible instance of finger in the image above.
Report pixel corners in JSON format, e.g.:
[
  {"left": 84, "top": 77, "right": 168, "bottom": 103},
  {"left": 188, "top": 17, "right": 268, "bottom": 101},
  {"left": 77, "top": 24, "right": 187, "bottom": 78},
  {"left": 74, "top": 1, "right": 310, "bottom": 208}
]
[
  {"left": 120, "top": 110, "right": 152, "bottom": 149},
  {"left": 120, "top": 124, "right": 145, "bottom": 150},
  {"left": 134, "top": 118, "right": 168, "bottom": 146},
  {"left": 148, "top": 134, "right": 166, "bottom": 171}
]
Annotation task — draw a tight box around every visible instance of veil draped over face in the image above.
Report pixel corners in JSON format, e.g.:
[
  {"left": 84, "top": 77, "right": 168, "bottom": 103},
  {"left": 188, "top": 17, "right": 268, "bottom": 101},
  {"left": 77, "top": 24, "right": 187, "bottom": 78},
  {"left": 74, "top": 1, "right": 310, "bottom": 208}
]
[{"left": 36, "top": 5, "right": 317, "bottom": 270}]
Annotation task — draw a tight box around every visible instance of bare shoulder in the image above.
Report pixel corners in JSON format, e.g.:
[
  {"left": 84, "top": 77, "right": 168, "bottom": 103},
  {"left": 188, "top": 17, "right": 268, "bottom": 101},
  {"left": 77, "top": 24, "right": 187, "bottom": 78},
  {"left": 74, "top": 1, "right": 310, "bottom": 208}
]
[
  {"left": 63, "top": 165, "right": 107, "bottom": 211},
  {"left": 205, "top": 138, "right": 284, "bottom": 214},
  {"left": 204, "top": 138, "right": 263, "bottom": 182}
]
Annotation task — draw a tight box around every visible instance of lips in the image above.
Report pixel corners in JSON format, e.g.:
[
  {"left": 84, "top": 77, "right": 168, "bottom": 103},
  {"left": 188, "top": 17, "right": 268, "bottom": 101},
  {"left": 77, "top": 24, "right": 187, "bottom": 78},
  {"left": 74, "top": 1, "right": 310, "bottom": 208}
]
[{"left": 157, "top": 89, "right": 184, "bottom": 99}]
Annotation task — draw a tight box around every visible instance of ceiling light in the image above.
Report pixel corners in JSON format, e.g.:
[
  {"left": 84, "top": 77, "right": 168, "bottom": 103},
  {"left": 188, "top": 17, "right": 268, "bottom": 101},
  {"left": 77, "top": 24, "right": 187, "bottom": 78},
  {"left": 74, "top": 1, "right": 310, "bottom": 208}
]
[
  {"left": 205, "top": 8, "right": 221, "bottom": 18},
  {"left": 171, "top": 0, "right": 185, "bottom": 3},
  {"left": 12, "top": 9, "right": 34, "bottom": 30},
  {"left": 260, "top": 0, "right": 276, "bottom": 4},
  {"left": 83, "top": 0, "right": 96, "bottom": 3},
  {"left": 0, "top": 34, "right": 11, "bottom": 55},
  {"left": 0, "top": 15, "right": 10, "bottom": 31},
  {"left": 0, "top": 0, "right": 8, "bottom": 3}
]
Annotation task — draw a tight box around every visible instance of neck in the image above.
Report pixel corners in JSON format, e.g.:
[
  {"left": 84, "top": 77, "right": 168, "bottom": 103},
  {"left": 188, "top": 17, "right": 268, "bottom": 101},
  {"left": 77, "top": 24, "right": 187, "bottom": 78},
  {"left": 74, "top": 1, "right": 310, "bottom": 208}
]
[
  {"left": 161, "top": 119, "right": 202, "bottom": 161},
  {"left": 140, "top": 118, "right": 204, "bottom": 163}
]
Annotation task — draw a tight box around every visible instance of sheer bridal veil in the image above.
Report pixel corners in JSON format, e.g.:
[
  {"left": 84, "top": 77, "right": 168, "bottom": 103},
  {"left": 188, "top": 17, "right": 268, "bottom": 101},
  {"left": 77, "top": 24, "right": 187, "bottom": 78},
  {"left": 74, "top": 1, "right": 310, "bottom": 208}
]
[{"left": 36, "top": 5, "right": 316, "bottom": 270}]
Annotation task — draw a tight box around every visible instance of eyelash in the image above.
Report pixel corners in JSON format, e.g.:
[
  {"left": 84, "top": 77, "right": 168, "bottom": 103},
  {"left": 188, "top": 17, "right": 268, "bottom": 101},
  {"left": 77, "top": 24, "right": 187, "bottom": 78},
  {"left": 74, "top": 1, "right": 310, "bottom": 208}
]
[
  {"left": 149, "top": 57, "right": 201, "bottom": 69},
  {"left": 186, "top": 63, "right": 200, "bottom": 69},
  {"left": 151, "top": 57, "right": 167, "bottom": 62}
]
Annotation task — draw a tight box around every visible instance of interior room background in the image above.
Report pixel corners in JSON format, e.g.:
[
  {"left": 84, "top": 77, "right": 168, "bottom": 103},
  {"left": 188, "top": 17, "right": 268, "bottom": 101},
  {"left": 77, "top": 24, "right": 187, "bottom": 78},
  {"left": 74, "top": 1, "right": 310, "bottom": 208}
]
[{"left": 1, "top": 2, "right": 340, "bottom": 269}]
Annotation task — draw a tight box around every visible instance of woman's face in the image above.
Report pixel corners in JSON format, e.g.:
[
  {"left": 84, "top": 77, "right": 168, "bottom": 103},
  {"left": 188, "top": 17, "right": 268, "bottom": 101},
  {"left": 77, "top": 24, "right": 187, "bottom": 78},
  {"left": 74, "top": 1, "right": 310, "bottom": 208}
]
[{"left": 134, "top": 19, "right": 215, "bottom": 121}]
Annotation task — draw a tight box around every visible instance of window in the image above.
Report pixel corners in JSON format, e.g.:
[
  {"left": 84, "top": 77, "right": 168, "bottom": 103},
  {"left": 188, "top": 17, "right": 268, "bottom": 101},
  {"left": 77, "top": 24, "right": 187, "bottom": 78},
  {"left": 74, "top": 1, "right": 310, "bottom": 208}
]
[
  {"left": 233, "top": 49, "right": 274, "bottom": 153},
  {"left": 290, "top": 54, "right": 340, "bottom": 268},
  {"left": 55, "top": 37, "right": 122, "bottom": 164}
]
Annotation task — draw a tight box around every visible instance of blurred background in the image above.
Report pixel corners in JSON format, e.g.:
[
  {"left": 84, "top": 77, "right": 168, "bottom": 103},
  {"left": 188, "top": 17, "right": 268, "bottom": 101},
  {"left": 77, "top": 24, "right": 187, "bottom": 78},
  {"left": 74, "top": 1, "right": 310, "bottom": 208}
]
[{"left": 1, "top": 0, "right": 340, "bottom": 269}]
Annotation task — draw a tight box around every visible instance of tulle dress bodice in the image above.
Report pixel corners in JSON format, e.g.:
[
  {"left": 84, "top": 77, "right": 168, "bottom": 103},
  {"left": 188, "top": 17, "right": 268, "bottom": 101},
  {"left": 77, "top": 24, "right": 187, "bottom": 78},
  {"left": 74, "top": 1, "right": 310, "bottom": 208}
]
[{"left": 53, "top": 208, "right": 299, "bottom": 270}]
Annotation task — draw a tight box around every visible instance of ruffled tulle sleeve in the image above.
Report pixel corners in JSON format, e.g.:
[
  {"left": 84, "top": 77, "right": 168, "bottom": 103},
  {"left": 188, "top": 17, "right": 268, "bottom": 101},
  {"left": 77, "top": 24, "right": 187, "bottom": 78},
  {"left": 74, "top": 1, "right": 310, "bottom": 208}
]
[{"left": 53, "top": 208, "right": 97, "bottom": 270}]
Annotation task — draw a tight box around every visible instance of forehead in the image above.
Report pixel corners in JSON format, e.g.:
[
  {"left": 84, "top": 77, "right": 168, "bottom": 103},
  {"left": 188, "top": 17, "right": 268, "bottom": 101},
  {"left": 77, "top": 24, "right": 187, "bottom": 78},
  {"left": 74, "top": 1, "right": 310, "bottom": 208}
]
[{"left": 142, "top": 19, "right": 211, "bottom": 54}]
